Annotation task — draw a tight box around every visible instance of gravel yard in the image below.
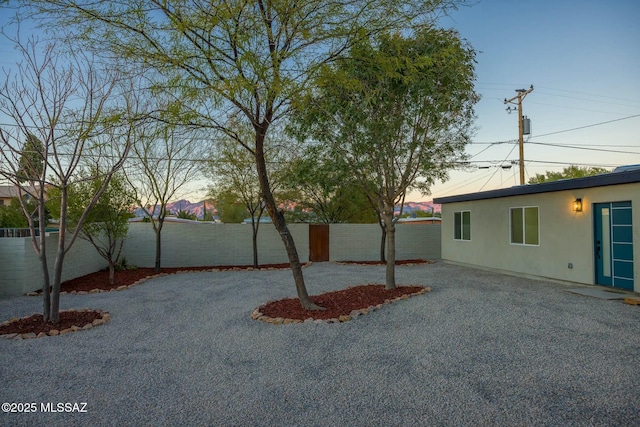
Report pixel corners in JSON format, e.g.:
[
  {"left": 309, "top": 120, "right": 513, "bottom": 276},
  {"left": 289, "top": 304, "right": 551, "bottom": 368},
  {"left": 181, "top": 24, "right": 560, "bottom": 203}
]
[{"left": 1, "top": 261, "right": 639, "bottom": 426}]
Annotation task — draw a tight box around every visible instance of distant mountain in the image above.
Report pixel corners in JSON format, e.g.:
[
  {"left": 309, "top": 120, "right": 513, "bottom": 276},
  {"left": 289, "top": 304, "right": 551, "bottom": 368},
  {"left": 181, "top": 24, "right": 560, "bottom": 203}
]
[
  {"left": 133, "top": 199, "right": 215, "bottom": 219},
  {"left": 133, "top": 199, "right": 440, "bottom": 219}
]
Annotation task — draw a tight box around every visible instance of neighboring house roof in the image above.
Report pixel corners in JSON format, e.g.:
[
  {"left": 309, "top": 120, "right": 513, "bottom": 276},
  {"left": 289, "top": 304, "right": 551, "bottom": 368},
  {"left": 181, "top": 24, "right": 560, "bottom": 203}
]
[
  {"left": 0, "top": 184, "right": 52, "bottom": 199},
  {"left": 0, "top": 185, "right": 19, "bottom": 199},
  {"left": 433, "top": 168, "right": 640, "bottom": 204}
]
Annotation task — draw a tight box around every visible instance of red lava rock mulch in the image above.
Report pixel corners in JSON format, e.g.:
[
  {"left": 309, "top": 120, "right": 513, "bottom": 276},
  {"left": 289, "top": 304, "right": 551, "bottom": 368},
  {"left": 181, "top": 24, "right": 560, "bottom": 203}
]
[
  {"left": 7, "top": 261, "right": 432, "bottom": 336},
  {"left": 0, "top": 309, "right": 110, "bottom": 339},
  {"left": 7, "top": 264, "right": 290, "bottom": 338},
  {"left": 253, "top": 284, "right": 431, "bottom": 324}
]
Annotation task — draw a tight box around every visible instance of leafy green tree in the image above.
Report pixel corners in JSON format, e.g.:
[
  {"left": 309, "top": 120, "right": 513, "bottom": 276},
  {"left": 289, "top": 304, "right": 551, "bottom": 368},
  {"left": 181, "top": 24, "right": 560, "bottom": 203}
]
[
  {"left": 528, "top": 165, "right": 610, "bottom": 184},
  {"left": 280, "top": 145, "right": 377, "bottom": 224},
  {"left": 204, "top": 131, "right": 278, "bottom": 268},
  {"left": 210, "top": 189, "right": 247, "bottom": 224},
  {"left": 400, "top": 210, "right": 434, "bottom": 218},
  {"left": 0, "top": 197, "right": 30, "bottom": 228},
  {"left": 28, "top": 0, "right": 468, "bottom": 309},
  {"left": 201, "top": 199, "right": 216, "bottom": 222},
  {"left": 290, "top": 28, "right": 478, "bottom": 289},
  {"left": 49, "top": 172, "right": 135, "bottom": 285},
  {"left": 17, "top": 133, "right": 44, "bottom": 184}
]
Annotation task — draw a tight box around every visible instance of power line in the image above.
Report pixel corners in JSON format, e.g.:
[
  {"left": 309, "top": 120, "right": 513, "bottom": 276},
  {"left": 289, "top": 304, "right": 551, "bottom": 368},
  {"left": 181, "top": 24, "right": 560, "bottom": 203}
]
[
  {"left": 535, "top": 86, "right": 640, "bottom": 105},
  {"left": 526, "top": 101, "right": 631, "bottom": 116},
  {"left": 432, "top": 168, "right": 496, "bottom": 197},
  {"left": 527, "top": 141, "right": 640, "bottom": 155},
  {"left": 478, "top": 142, "right": 517, "bottom": 192},
  {"left": 530, "top": 143, "right": 640, "bottom": 148},
  {"left": 534, "top": 92, "right": 640, "bottom": 109},
  {"left": 524, "top": 159, "right": 621, "bottom": 168},
  {"left": 534, "top": 114, "right": 640, "bottom": 138}
]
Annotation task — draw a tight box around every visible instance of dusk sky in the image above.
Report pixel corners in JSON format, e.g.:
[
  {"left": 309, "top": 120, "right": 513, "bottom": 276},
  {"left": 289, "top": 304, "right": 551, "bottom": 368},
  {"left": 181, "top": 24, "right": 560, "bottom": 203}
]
[
  {"left": 1, "top": 1, "right": 639, "bottom": 204},
  {"left": 425, "top": 0, "right": 640, "bottom": 200}
]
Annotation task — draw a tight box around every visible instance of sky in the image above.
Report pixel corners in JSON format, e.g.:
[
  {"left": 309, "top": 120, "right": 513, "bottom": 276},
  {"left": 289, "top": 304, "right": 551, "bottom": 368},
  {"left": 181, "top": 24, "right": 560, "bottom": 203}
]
[
  {"left": 1, "top": 1, "right": 639, "bottom": 204},
  {"left": 421, "top": 0, "right": 640, "bottom": 201}
]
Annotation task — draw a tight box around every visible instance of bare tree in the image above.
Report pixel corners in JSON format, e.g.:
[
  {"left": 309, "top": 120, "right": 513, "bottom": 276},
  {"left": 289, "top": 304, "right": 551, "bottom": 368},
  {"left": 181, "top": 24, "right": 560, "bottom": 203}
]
[
  {"left": 124, "top": 112, "right": 204, "bottom": 273},
  {"left": 0, "top": 35, "right": 133, "bottom": 322}
]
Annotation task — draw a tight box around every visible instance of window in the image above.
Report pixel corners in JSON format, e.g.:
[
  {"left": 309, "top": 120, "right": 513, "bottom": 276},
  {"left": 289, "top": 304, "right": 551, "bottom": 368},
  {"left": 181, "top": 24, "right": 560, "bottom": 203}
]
[
  {"left": 454, "top": 211, "right": 471, "bottom": 241},
  {"left": 510, "top": 206, "right": 539, "bottom": 245}
]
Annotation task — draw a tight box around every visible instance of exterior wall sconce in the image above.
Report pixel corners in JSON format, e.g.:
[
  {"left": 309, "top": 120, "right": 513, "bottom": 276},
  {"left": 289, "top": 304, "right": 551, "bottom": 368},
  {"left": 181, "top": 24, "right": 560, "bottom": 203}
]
[{"left": 573, "top": 198, "right": 582, "bottom": 212}]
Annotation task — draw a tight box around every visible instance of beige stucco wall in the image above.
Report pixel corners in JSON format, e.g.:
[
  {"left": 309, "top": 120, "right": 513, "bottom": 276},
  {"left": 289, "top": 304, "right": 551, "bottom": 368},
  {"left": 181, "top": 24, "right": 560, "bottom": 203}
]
[{"left": 440, "top": 182, "right": 640, "bottom": 292}]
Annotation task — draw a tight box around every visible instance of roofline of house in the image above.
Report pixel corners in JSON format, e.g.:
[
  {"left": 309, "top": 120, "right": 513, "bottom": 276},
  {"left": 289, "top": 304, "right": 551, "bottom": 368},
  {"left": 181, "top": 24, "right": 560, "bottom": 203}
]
[{"left": 433, "top": 169, "right": 640, "bottom": 204}]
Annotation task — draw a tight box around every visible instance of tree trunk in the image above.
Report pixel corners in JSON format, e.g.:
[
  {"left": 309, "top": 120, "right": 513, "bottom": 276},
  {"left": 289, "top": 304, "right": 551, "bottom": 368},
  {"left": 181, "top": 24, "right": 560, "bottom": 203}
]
[
  {"left": 254, "top": 125, "right": 322, "bottom": 310},
  {"left": 251, "top": 217, "right": 259, "bottom": 269},
  {"left": 108, "top": 261, "right": 115, "bottom": 285},
  {"left": 37, "top": 200, "right": 51, "bottom": 321},
  {"left": 383, "top": 209, "right": 396, "bottom": 290},
  {"left": 379, "top": 226, "right": 387, "bottom": 262},
  {"left": 51, "top": 243, "right": 65, "bottom": 323},
  {"left": 50, "top": 188, "right": 71, "bottom": 323},
  {"left": 154, "top": 219, "right": 163, "bottom": 273}
]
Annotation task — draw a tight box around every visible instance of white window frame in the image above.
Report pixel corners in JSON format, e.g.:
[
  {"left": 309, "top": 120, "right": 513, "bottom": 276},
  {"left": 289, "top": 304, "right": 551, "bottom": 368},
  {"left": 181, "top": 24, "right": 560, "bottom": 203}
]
[
  {"left": 453, "top": 210, "right": 471, "bottom": 241},
  {"left": 509, "top": 206, "right": 540, "bottom": 246}
]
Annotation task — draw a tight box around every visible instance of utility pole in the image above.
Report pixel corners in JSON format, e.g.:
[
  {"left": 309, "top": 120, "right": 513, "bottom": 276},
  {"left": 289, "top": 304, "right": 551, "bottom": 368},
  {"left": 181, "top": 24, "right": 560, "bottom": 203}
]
[{"left": 504, "top": 85, "right": 534, "bottom": 185}]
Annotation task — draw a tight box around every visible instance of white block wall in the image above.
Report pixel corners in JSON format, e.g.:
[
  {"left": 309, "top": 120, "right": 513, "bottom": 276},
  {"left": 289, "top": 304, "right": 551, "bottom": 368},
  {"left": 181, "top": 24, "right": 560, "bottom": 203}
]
[
  {"left": 0, "top": 238, "right": 27, "bottom": 298},
  {"left": 0, "top": 233, "right": 108, "bottom": 297},
  {"left": 0, "top": 222, "right": 441, "bottom": 298},
  {"left": 329, "top": 223, "right": 441, "bottom": 261},
  {"left": 122, "top": 222, "right": 310, "bottom": 268}
]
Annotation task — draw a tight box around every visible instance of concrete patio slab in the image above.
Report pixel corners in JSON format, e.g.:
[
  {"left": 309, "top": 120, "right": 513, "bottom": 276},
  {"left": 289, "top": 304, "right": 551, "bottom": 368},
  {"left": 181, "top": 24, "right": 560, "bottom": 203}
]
[{"left": 566, "top": 287, "right": 629, "bottom": 300}]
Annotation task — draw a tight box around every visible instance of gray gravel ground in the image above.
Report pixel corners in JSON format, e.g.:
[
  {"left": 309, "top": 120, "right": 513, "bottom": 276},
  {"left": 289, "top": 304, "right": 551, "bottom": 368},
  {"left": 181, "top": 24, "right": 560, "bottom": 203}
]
[{"left": 1, "top": 261, "right": 639, "bottom": 427}]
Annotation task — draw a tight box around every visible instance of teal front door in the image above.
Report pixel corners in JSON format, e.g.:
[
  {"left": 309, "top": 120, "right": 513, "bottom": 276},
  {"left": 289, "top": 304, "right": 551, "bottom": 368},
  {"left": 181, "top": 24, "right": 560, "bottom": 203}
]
[{"left": 594, "top": 201, "right": 634, "bottom": 290}]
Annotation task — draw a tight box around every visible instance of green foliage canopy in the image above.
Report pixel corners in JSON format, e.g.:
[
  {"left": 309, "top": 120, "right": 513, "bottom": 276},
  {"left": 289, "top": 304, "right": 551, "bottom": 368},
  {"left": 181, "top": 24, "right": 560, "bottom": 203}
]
[
  {"left": 48, "top": 171, "right": 135, "bottom": 283},
  {"left": 289, "top": 27, "right": 478, "bottom": 288},
  {"left": 528, "top": 165, "right": 610, "bottom": 184},
  {"left": 290, "top": 27, "right": 478, "bottom": 203},
  {"left": 0, "top": 197, "right": 29, "bottom": 228},
  {"left": 17, "top": 133, "right": 44, "bottom": 184}
]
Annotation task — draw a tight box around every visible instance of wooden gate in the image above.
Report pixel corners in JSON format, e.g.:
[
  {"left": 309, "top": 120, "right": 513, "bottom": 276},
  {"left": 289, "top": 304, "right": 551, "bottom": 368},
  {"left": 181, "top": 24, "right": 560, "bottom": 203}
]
[{"left": 309, "top": 224, "right": 330, "bottom": 262}]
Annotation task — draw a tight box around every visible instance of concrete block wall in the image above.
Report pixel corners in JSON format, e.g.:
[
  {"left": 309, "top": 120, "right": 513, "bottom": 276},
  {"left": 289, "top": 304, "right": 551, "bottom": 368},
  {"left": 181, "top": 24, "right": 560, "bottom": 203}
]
[
  {"left": 0, "top": 233, "right": 107, "bottom": 297},
  {"left": 329, "top": 223, "right": 441, "bottom": 261},
  {"left": 122, "top": 222, "right": 310, "bottom": 268},
  {"left": 329, "top": 224, "right": 382, "bottom": 262},
  {"left": 0, "top": 238, "right": 27, "bottom": 298},
  {"left": 395, "top": 223, "right": 441, "bottom": 260},
  {"left": 1, "top": 222, "right": 440, "bottom": 298}
]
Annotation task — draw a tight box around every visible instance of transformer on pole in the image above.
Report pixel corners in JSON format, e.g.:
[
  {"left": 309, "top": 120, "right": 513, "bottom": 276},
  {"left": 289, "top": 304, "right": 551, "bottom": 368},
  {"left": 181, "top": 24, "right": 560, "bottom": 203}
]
[{"left": 504, "top": 85, "right": 534, "bottom": 185}]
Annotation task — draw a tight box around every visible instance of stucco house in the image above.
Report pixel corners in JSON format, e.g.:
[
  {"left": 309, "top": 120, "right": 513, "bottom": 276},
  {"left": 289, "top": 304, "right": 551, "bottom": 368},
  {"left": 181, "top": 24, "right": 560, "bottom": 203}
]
[
  {"left": 433, "top": 167, "right": 640, "bottom": 292},
  {"left": 0, "top": 185, "right": 19, "bottom": 206},
  {"left": 0, "top": 184, "right": 51, "bottom": 206}
]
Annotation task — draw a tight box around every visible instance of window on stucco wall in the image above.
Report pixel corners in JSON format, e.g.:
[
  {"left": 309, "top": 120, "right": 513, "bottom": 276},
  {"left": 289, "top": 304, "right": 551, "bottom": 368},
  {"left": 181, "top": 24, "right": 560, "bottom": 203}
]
[
  {"left": 510, "top": 206, "right": 539, "bottom": 245},
  {"left": 454, "top": 211, "right": 471, "bottom": 241}
]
